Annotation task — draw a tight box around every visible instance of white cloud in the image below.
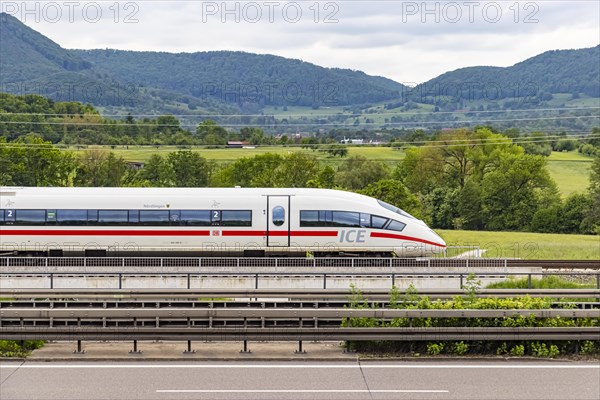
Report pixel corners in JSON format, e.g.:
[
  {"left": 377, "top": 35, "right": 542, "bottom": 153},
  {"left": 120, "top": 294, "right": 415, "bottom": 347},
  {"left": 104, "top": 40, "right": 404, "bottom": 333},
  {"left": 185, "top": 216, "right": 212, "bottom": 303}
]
[{"left": 4, "top": 1, "right": 599, "bottom": 83}]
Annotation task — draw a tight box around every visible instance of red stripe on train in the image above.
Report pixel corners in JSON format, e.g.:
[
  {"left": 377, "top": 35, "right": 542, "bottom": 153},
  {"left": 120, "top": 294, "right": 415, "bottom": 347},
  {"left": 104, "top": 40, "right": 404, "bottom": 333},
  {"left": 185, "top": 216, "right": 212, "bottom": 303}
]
[
  {"left": 1, "top": 229, "right": 338, "bottom": 237},
  {"left": 370, "top": 232, "right": 446, "bottom": 247},
  {"left": 0, "top": 229, "right": 211, "bottom": 237}
]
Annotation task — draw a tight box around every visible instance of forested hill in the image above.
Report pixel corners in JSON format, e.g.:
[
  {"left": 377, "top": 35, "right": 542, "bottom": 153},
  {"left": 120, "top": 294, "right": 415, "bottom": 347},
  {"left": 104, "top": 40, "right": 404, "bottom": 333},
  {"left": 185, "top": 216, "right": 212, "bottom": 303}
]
[
  {"left": 1, "top": 12, "right": 598, "bottom": 115},
  {"left": 412, "top": 46, "right": 600, "bottom": 105},
  {"left": 0, "top": 12, "right": 406, "bottom": 110},
  {"left": 72, "top": 49, "right": 407, "bottom": 108}
]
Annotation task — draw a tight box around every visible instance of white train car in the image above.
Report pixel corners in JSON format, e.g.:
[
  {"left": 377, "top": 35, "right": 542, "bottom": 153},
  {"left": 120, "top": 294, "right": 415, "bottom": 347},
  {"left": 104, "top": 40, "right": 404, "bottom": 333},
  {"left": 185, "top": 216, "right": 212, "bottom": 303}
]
[{"left": 0, "top": 187, "right": 446, "bottom": 257}]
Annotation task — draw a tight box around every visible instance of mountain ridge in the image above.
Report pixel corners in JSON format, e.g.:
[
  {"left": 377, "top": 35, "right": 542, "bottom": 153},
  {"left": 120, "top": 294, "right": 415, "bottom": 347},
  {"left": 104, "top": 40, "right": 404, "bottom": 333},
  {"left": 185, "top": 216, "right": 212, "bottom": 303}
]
[{"left": 1, "top": 12, "right": 598, "bottom": 117}]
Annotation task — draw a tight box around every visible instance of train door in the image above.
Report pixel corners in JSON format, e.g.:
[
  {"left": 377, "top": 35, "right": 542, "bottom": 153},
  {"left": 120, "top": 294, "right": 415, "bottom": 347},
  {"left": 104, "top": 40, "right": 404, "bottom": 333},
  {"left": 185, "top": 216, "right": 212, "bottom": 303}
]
[{"left": 266, "top": 195, "right": 290, "bottom": 247}]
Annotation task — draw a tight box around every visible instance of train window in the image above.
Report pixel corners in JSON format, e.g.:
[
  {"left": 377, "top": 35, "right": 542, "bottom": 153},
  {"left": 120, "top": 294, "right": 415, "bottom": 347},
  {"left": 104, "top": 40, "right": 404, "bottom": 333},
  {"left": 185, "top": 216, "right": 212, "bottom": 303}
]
[
  {"left": 169, "top": 210, "right": 181, "bottom": 224},
  {"left": 387, "top": 220, "right": 407, "bottom": 232},
  {"left": 272, "top": 206, "right": 285, "bottom": 227},
  {"left": 332, "top": 211, "right": 360, "bottom": 228},
  {"left": 319, "top": 211, "right": 332, "bottom": 226},
  {"left": 15, "top": 210, "right": 46, "bottom": 225},
  {"left": 129, "top": 210, "right": 140, "bottom": 224},
  {"left": 87, "top": 210, "right": 98, "bottom": 223},
  {"left": 371, "top": 215, "right": 388, "bottom": 229},
  {"left": 180, "top": 210, "right": 211, "bottom": 226},
  {"left": 211, "top": 210, "right": 221, "bottom": 226},
  {"left": 98, "top": 210, "right": 129, "bottom": 225},
  {"left": 300, "top": 211, "right": 319, "bottom": 227},
  {"left": 5, "top": 209, "right": 15, "bottom": 223},
  {"left": 359, "top": 213, "right": 370, "bottom": 228},
  {"left": 47, "top": 210, "right": 57, "bottom": 224},
  {"left": 140, "top": 210, "right": 170, "bottom": 225},
  {"left": 57, "top": 210, "right": 87, "bottom": 225},
  {"left": 377, "top": 200, "right": 417, "bottom": 219},
  {"left": 0, "top": 210, "right": 4, "bottom": 224},
  {"left": 222, "top": 210, "right": 252, "bottom": 227}
]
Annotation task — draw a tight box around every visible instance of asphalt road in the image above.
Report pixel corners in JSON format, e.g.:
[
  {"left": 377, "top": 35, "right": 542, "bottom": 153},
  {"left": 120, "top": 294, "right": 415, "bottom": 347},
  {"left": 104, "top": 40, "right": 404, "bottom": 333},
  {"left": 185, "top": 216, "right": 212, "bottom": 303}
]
[{"left": 1, "top": 361, "right": 598, "bottom": 400}]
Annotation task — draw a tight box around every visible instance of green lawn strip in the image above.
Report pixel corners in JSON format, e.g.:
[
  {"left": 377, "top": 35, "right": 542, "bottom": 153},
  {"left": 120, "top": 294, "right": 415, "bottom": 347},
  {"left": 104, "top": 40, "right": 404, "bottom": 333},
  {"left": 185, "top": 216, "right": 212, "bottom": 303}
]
[{"left": 438, "top": 229, "right": 600, "bottom": 260}]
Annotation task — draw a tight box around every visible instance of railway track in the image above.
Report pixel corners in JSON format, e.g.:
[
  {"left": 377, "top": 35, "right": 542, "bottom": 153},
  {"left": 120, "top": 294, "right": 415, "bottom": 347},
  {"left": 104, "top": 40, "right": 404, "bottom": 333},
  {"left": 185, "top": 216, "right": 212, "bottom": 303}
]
[
  {"left": 0, "top": 257, "right": 598, "bottom": 269},
  {"left": 2, "top": 288, "right": 600, "bottom": 299}
]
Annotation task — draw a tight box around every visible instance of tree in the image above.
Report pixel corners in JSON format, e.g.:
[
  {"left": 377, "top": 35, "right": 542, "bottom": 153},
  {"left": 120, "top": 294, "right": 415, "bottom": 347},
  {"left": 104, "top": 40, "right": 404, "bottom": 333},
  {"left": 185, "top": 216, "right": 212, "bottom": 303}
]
[
  {"left": 167, "top": 151, "right": 212, "bottom": 187},
  {"left": 196, "top": 120, "right": 228, "bottom": 144},
  {"left": 273, "top": 153, "right": 321, "bottom": 187},
  {"left": 582, "top": 155, "right": 600, "bottom": 233},
  {"left": 74, "top": 150, "right": 109, "bottom": 186},
  {"left": 321, "top": 144, "right": 348, "bottom": 157},
  {"left": 480, "top": 153, "right": 557, "bottom": 231},
  {"left": 211, "top": 153, "right": 283, "bottom": 187},
  {"left": 73, "top": 150, "right": 129, "bottom": 187},
  {"left": 136, "top": 154, "right": 173, "bottom": 187},
  {"left": 335, "top": 156, "right": 389, "bottom": 190},
  {"left": 2, "top": 135, "right": 76, "bottom": 186}
]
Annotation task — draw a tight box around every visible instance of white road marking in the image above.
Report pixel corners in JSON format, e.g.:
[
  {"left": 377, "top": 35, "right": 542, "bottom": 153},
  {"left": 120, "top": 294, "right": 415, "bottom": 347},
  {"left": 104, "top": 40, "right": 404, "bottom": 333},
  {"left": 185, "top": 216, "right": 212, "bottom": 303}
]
[
  {"left": 1, "top": 364, "right": 598, "bottom": 369},
  {"left": 156, "top": 389, "right": 449, "bottom": 393}
]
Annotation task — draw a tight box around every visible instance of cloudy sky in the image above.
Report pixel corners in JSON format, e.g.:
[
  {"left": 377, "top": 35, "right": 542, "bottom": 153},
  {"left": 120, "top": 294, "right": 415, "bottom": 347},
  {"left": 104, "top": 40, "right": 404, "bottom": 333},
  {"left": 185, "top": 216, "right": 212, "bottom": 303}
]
[{"left": 4, "top": 1, "right": 599, "bottom": 83}]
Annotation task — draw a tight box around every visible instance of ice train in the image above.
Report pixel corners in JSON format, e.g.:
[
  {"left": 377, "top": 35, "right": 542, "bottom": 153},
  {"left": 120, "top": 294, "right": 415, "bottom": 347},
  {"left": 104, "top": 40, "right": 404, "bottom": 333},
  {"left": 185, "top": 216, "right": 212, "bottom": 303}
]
[{"left": 0, "top": 187, "right": 446, "bottom": 257}]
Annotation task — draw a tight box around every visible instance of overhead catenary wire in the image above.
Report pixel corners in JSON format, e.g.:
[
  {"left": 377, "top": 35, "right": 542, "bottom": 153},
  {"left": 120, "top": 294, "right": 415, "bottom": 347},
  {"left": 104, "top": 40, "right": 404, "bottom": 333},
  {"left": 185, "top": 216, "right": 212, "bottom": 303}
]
[
  {"left": 2, "top": 134, "right": 599, "bottom": 151},
  {"left": 0, "top": 114, "right": 598, "bottom": 128},
  {"left": 1, "top": 106, "right": 598, "bottom": 118}
]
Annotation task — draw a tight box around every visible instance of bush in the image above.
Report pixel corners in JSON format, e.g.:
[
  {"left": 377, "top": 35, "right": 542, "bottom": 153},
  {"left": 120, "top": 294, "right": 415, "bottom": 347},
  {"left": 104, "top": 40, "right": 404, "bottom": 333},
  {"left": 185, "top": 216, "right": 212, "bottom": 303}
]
[
  {"left": 426, "top": 342, "right": 444, "bottom": 356},
  {"left": 580, "top": 341, "right": 596, "bottom": 355},
  {"left": 531, "top": 342, "right": 560, "bottom": 358},
  {"left": 510, "top": 344, "right": 525, "bottom": 356},
  {"left": 451, "top": 341, "right": 469, "bottom": 355}
]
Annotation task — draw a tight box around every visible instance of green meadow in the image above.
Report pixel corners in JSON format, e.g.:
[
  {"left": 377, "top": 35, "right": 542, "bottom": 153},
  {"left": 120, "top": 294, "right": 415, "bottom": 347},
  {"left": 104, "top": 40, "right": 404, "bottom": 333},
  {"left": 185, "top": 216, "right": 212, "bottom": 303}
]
[
  {"left": 438, "top": 229, "right": 599, "bottom": 260},
  {"left": 546, "top": 151, "right": 593, "bottom": 196}
]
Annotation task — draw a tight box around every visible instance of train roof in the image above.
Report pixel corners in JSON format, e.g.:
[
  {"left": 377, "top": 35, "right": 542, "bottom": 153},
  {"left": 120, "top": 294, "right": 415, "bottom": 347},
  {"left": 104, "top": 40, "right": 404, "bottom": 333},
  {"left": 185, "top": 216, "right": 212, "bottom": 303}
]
[{"left": 0, "top": 187, "right": 373, "bottom": 200}]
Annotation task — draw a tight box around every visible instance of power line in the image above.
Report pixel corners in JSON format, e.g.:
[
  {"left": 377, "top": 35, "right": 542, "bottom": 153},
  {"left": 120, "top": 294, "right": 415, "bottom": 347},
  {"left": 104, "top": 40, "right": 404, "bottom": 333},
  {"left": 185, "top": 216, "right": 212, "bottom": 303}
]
[
  {"left": 0, "top": 115, "right": 598, "bottom": 128},
  {"left": 1, "top": 106, "right": 598, "bottom": 119},
  {"left": 2, "top": 134, "right": 598, "bottom": 151}
]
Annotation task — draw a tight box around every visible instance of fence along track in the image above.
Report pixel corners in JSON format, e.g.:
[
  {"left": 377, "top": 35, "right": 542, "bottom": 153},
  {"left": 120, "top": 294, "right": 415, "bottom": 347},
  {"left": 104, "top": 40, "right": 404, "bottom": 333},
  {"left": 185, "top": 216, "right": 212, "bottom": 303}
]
[
  {"left": 2, "top": 288, "right": 600, "bottom": 299},
  {"left": 2, "top": 327, "right": 599, "bottom": 342},
  {"left": 0, "top": 257, "right": 598, "bottom": 270}
]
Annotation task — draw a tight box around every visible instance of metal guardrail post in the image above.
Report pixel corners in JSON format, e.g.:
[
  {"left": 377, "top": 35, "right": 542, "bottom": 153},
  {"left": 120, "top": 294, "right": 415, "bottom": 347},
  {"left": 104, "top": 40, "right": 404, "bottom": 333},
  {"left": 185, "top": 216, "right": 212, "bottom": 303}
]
[
  {"left": 392, "top": 273, "right": 395, "bottom": 287},
  {"left": 73, "top": 340, "right": 85, "bottom": 354},
  {"left": 129, "top": 340, "right": 142, "bottom": 354},
  {"left": 528, "top": 274, "right": 532, "bottom": 289},
  {"left": 183, "top": 340, "right": 195, "bottom": 354},
  {"left": 240, "top": 317, "right": 251, "bottom": 353},
  {"left": 255, "top": 273, "right": 259, "bottom": 289},
  {"left": 323, "top": 274, "right": 327, "bottom": 289},
  {"left": 49, "top": 274, "right": 53, "bottom": 289},
  {"left": 597, "top": 274, "right": 599, "bottom": 290},
  {"left": 459, "top": 274, "right": 463, "bottom": 288},
  {"left": 187, "top": 273, "right": 191, "bottom": 289},
  {"left": 118, "top": 273, "right": 122, "bottom": 289}
]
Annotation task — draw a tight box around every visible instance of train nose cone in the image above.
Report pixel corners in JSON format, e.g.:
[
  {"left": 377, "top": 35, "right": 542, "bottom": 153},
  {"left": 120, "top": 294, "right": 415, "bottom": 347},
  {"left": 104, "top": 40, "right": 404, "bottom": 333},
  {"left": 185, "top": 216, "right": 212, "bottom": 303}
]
[{"left": 428, "top": 229, "right": 446, "bottom": 252}]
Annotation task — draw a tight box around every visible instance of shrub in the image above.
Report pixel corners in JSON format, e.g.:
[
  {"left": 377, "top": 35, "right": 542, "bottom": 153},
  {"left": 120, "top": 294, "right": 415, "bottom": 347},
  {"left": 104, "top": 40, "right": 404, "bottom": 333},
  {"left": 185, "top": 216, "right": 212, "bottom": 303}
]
[
  {"left": 426, "top": 342, "right": 444, "bottom": 356},
  {"left": 580, "top": 341, "right": 596, "bottom": 355},
  {"left": 496, "top": 342, "right": 508, "bottom": 356},
  {"left": 531, "top": 342, "right": 560, "bottom": 358},
  {"left": 451, "top": 341, "right": 469, "bottom": 355},
  {"left": 510, "top": 345, "right": 525, "bottom": 356}
]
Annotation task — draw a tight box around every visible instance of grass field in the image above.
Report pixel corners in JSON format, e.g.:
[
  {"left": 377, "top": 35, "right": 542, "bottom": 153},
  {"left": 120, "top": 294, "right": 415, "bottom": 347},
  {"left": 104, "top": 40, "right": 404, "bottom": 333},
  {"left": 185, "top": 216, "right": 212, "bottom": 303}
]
[
  {"left": 437, "top": 229, "right": 599, "bottom": 260},
  {"left": 546, "top": 151, "right": 593, "bottom": 196},
  {"left": 96, "top": 145, "right": 406, "bottom": 165}
]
